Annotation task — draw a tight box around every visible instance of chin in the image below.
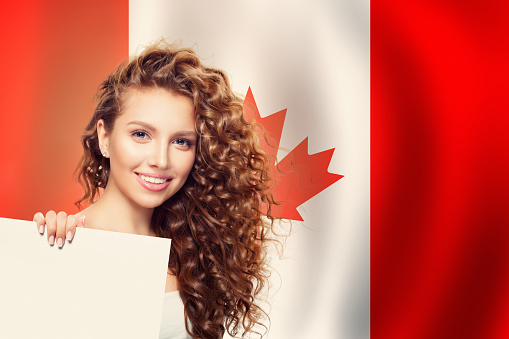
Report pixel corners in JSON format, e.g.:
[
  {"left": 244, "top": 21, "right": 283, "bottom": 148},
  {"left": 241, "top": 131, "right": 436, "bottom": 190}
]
[
  {"left": 133, "top": 196, "right": 169, "bottom": 209},
  {"left": 145, "top": 201, "right": 167, "bottom": 209}
]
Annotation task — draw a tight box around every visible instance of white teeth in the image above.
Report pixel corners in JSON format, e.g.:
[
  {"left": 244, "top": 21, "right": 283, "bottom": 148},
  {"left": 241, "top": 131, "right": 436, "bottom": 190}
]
[{"left": 139, "top": 174, "right": 168, "bottom": 184}]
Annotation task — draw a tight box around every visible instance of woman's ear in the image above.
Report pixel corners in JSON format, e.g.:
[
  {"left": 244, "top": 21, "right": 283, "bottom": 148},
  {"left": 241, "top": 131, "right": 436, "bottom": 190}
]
[{"left": 97, "top": 119, "right": 110, "bottom": 158}]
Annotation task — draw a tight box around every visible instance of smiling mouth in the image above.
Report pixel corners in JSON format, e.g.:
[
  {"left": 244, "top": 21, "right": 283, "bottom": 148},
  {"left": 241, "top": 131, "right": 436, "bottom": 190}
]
[{"left": 137, "top": 173, "right": 170, "bottom": 184}]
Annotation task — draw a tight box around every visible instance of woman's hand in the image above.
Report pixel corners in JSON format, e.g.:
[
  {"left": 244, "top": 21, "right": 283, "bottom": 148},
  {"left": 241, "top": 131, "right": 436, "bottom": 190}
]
[{"left": 33, "top": 211, "right": 85, "bottom": 248}]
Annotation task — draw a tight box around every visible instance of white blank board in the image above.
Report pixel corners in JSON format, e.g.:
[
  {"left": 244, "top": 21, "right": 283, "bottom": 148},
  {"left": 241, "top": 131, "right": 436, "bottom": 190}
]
[{"left": 0, "top": 217, "right": 171, "bottom": 339}]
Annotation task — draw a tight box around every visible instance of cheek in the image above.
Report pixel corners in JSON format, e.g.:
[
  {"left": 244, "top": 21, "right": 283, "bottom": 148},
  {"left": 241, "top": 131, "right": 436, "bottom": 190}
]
[
  {"left": 111, "top": 137, "right": 144, "bottom": 166},
  {"left": 176, "top": 152, "right": 196, "bottom": 177}
]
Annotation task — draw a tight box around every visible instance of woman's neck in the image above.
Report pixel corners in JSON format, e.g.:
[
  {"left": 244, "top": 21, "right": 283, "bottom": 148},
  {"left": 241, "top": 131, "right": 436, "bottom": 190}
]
[{"left": 77, "top": 185, "right": 156, "bottom": 236}]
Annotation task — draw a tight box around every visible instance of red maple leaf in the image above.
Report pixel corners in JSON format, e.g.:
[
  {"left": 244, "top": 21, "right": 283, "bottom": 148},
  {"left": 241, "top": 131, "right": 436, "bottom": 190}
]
[{"left": 243, "top": 87, "right": 343, "bottom": 221}]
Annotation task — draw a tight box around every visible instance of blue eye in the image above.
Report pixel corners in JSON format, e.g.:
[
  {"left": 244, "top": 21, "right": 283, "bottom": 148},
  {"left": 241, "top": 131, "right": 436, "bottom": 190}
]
[
  {"left": 173, "top": 139, "right": 191, "bottom": 146},
  {"left": 133, "top": 131, "right": 148, "bottom": 139}
]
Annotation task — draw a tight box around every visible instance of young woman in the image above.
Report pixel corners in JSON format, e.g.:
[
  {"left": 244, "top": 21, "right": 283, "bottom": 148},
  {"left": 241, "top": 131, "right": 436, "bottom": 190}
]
[{"left": 33, "top": 41, "right": 277, "bottom": 339}]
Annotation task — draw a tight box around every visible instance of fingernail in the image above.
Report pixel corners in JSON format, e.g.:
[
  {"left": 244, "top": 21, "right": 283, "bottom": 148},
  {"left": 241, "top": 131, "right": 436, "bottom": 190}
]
[
  {"left": 39, "top": 225, "right": 44, "bottom": 234},
  {"left": 57, "top": 238, "right": 63, "bottom": 248},
  {"left": 66, "top": 231, "right": 73, "bottom": 241},
  {"left": 49, "top": 235, "right": 55, "bottom": 246},
  {"left": 81, "top": 216, "right": 86, "bottom": 226}
]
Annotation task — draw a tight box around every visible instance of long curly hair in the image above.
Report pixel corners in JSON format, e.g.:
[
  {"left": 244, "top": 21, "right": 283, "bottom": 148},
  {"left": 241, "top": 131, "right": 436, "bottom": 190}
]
[{"left": 75, "top": 41, "right": 277, "bottom": 338}]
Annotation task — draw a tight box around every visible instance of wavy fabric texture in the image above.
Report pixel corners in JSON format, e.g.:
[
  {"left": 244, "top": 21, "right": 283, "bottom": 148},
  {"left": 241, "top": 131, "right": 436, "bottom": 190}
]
[
  {"left": 0, "top": 1, "right": 128, "bottom": 218},
  {"left": 372, "top": 1, "right": 509, "bottom": 338}
]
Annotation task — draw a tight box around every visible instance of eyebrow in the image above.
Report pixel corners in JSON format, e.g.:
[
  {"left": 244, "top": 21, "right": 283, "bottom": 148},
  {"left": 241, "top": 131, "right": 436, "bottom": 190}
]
[
  {"left": 127, "top": 120, "right": 155, "bottom": 131},
  {"left": 127, "top": 120, "right": 197, "bottom": 139}
]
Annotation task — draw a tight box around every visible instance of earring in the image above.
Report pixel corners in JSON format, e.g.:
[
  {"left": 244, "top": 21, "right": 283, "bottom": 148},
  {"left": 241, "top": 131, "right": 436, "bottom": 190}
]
[{"left": 102, "top": 151, "right": 107, "bottom": 157}]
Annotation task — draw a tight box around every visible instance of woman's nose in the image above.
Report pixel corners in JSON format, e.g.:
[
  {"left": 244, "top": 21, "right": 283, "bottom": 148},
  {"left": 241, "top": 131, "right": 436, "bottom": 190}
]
[{"left": 147, "top": 143, "right": 169, "bottom": 169}]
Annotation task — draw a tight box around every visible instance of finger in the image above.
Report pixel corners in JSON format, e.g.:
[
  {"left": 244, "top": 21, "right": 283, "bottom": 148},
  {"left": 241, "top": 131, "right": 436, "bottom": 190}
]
[
  {"left": 77, "top": 215, "right": 85, "bottom": 228},
  {"left": 66, "top": 215, "right": 77, "bottom": 242},
  {"left": 45, "top": 211, "right": 57, "bottom": 246},
  {"left": 33, "top": 212, "right": 45, "bottom": 234},
  {"left": 55, "top": 211, "right": 67, "bottom": 248}
]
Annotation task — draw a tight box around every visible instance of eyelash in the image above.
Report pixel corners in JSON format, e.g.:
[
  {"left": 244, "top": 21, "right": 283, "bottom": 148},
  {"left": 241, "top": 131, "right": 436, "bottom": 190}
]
[
  {"left": 133, "top": 131, "right": 149, "bottom": 139},
  {"left": 132, "top": 131, "right": 193, "bottom": 147},
  {"left": 173, "top": 139, "right": 193, "bottom": 147}
]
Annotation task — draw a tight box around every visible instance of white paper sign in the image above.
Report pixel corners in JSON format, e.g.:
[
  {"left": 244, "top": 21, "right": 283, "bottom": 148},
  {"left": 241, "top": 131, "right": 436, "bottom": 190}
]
[{"left": 0, "top": 217, "right": 171, "bottom": 339}]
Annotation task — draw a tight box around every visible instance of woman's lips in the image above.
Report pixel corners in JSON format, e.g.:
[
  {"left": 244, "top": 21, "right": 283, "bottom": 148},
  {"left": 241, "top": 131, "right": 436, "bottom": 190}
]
[{"left": 135, "top": 173, "right": 172, "bottom": 191}]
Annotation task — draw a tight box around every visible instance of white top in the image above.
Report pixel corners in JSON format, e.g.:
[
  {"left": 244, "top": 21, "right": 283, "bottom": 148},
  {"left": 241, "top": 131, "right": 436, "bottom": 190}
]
[{"left": 159, "top": 291, "right": 192, "bottom": 339}]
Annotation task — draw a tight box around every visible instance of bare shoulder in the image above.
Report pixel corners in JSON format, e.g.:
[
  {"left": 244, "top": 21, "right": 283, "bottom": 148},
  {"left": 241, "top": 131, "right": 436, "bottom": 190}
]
[{"left": 165, "top": 273, "right": 178, "bottom": 293}]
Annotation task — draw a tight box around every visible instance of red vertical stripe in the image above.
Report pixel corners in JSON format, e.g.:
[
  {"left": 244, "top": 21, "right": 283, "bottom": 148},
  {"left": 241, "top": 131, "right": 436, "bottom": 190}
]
[
  {"left": 373, "top": 1, "right": 509, "bottom": 338},
  {"left": 0, "top": 1, "right": 128, "bottom": 220}
]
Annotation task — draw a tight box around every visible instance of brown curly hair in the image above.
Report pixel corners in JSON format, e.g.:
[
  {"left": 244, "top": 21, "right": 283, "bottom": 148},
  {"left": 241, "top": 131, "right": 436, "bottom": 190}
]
[{"left": 75, "top": 41, "right": 277, "bottom": 338}]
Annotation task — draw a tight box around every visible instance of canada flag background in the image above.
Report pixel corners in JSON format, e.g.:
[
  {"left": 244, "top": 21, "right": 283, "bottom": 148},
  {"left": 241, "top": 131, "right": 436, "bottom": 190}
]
[
  {"left": 0, "top": 1, "right": 368, "bottom": 338},
  {"left": 373, "top": 1, "right": 509, "bottom": 339}
]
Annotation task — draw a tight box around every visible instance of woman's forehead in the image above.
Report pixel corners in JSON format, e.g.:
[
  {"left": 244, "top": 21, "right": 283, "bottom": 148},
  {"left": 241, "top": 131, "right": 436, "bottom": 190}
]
[
  {"left": 121, "top": 87, "right": 192, "bottom": 110},
  {"left": 115, "top": 88, "right": 196, "bottom": 131}
]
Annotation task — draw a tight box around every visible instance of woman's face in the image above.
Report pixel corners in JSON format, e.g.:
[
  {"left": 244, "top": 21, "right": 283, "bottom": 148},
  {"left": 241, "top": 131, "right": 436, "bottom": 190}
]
[{"left": 98, "top": 88, "right": 196, "bottom": 209}]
